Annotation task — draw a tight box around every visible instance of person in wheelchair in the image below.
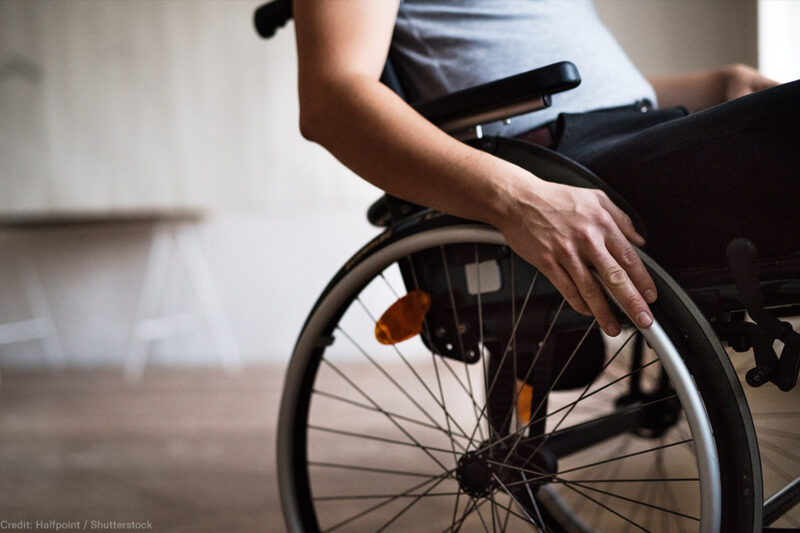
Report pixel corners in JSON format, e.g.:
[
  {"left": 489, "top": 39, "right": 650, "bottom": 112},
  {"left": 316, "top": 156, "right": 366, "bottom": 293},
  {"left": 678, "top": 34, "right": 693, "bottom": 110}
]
[
  {"left": 292, "top": 0, "right": 798, "bottom": 339},
  {"left": 268, "top": 1, "right": 800, "bottom": 531}
]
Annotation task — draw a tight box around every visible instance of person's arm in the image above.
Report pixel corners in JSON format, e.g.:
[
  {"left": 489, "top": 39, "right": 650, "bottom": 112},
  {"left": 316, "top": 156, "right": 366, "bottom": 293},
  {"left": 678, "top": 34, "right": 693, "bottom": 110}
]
[
  {"left": 294, "top": 0, "right": 657, "bottom": 336},
  {"left": 649, "top": 63, "right": 778, "bottom": 112}
]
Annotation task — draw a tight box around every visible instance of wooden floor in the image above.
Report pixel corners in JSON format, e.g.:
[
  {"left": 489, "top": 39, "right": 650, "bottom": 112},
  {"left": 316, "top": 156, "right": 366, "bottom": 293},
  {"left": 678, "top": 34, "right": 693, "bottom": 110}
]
[
  {"left": 0, "top": 367, "right": 286, "bottom": 532},
  {"left": 2, "top": 362, "right": 797, "bottom": 532}
]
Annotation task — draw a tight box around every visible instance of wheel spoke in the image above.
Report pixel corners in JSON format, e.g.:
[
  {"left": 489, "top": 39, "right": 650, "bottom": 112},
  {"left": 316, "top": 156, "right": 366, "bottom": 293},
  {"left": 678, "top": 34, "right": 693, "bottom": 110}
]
[
  {"left": 560, "top": 482, "right": 650, "bottom": 532},
  {"left": 508, "top": 252, "right": 519, "bottom": 440},
  {"left": 374, "top": 476, "right": 456, "bottom": 533},
  {"left": 548, "top": 477, "right": 699, "bottom": 483},
  {"left": 439, "top": 246, "right": 486, "bottom": 444},
  {"left": 575, "top": 437, "right": 632, "bottom": 519},
  {"left": 539, "top": 394, "right": 679, "bottom": 458},
  {"left": 315, "top": 491, "right": 461, "bottom": 502},
  {"left": 449, "top": 487, "right": 462, "bottom": 532},
  {"left": 522, "top": 330, "right": 638, "bottom": 460},
  {"left": 497, "top": 438, "right": 693, "bottom": 484},
  {"left": 486, "top": 494, "right": 537, "bottom": 526},
  {"left": 332, "top": 328, "right": 463, "bottom": 466},
  {"left": 474, "top": 245, "right": 491, "bottom": 450},
  {"left": 473, "top": 387, "right": 675, "bottom": 464},
  {"left": 497, "top": 298, "right": 568, "bottom": 439},
  {"left": 521, "top": 471, "right": 547, "bottom": 529},
  {"left": 321, "top": 473, "right": 450, "bottom": 532},
  {"left": 410, "top": 254, "right": 465, "bottom": 462},
  {"left": 466, "top": 270, "right": 540, "bottom": 448},
  {"left": 352, "top": 298, "right": 475, "bottom": 450},
  {"left": 313, "top": 388, "right": 471, "bottom": 442},
  {"left": 309, "top": 460, "right": 441, "bottom": 479},
  {"left": 308, "top": 424, "right": 456, "bottom": 456},
  {"left": 491, "top": 472, "right": 541, "bottom": 527},
  {"left": 555, "top": 476, "right": 700, "bottom": 522},
  {"left": 656, "top": 442, "right": 687, "bottom": 532},
  {"left": 502, "top": 319, "right": 603, "bottom": 465},
  {"left": 520, "top": 358, "right": 660, "bottom": 434},
  {"left": 441, "top": 497, "right": 488, "bottom": 533},
  {"left": 316, "top": 363, "right": 454, "bottom": 475},
  {"left": 474, "top": 503, "right": 493, "bottom": 533},
  {"left": 379, "top": 272, "right": 401, "bottom": 298},
  {"left": 434, "top": 353, "right": 489, "bottom": 438}
]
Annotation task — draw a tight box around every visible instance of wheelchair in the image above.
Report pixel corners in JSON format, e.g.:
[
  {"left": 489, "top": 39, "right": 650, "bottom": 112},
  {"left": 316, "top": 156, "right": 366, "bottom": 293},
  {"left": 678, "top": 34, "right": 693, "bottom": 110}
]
[{"left": 256, "top": 2, "right": 800, "bottom": 531}]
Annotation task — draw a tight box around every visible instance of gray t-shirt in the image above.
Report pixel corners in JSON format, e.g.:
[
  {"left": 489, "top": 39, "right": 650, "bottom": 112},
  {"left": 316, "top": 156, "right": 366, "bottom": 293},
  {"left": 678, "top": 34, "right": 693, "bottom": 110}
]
[{"left": 391, "top": 0, "right": 656, "bottom": 136}]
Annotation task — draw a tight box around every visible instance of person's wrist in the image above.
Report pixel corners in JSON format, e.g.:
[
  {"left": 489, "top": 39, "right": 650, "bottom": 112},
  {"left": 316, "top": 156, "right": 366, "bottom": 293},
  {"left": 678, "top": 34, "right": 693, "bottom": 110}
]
[{"left": 484, "top": 166, "right": 537, "bottom": 232}]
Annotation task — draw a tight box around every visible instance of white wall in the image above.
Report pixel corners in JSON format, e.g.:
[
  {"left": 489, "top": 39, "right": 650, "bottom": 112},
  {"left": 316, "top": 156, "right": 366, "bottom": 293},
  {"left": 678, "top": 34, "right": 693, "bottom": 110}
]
[
  {"left": 1, "top": 0, "right": 380, "bottom": 367},
  {"left": 0, "top": 0, "right": 379, "bottom": 216},
  {"left": 1, "top": 0, "right": 791, "bottom": 368},
  {"left": 594, "top": 0, "right": 758, "bottom": 77}
]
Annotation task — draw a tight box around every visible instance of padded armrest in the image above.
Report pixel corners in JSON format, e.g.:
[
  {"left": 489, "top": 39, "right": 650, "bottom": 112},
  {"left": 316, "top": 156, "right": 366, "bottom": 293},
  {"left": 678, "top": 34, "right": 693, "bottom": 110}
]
[{"left": 413, "top": 61, "right": 580, "bottom": 134}]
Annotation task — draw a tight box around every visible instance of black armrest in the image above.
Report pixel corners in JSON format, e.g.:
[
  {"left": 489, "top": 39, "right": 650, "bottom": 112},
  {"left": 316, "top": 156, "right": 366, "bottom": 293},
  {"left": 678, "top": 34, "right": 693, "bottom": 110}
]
[
  {"left": 413, "top": 61, "right": 581, "bottom": 133},
  {"left": 367, "top": 194, "right": 424, "bottom": 227}
]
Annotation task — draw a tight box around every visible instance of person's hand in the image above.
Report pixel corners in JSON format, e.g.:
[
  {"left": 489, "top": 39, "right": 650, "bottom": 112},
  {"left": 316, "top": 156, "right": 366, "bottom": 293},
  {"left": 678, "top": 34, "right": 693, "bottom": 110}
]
[
  {"left": 649, "top": 64, "right": 779, "bottom": 111},
  {"left": 721, "top": 64, "right": 779, "bottom": 102},
  {"left": 498, "top": 179, "right": 657, "bottom": 337}
]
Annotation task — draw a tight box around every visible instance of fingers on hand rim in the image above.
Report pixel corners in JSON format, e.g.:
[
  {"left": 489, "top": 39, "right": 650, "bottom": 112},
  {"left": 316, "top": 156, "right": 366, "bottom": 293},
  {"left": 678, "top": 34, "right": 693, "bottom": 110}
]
[
  {"left": 544, "top": 263, "right": 591, "bottom": 317},
  {"left": 605, "top": 235, "right": 658, "bottom": 304},
  {"left": 563, "top": 255, "right": 620, "bottom": 334},
  {"left": 593, "top": 247, "right": 654, "bottom": 329}
]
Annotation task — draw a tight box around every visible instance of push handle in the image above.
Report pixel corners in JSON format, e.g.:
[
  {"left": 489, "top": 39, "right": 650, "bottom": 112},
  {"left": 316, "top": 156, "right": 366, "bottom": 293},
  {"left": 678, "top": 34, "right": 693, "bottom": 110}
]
[{"left": 254, "top": 0, "right": 293, "bottom": 39}]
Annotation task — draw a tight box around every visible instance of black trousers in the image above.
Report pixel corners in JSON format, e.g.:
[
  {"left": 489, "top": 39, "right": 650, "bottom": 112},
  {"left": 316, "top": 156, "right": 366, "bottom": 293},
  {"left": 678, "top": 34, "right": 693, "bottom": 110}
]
[{"left": 550, "top": 80, "right": 800, "bottom": 273}]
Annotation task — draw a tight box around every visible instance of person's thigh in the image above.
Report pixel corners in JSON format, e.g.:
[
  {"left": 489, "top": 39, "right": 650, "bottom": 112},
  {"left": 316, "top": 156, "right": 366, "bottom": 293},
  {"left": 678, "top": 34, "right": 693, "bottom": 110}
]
[{"left": 564, "top": 80, "right": 800, "bottom": 272}]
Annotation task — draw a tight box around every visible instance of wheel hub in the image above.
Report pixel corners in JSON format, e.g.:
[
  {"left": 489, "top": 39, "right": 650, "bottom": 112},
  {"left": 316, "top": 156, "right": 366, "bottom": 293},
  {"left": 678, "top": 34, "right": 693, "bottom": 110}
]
[
  {"left": 456, "top": 452, "right": 496, "bottom": 498},
  {"left": 456, "top": 442, "right": 558, "bottom": 499}
]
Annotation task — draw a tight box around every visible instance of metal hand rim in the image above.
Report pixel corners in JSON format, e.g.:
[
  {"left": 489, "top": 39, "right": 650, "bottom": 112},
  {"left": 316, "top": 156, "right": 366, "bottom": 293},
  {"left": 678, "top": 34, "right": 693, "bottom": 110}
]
[{"left": 278, "top": 224, "right": 722, "bottom": 533}]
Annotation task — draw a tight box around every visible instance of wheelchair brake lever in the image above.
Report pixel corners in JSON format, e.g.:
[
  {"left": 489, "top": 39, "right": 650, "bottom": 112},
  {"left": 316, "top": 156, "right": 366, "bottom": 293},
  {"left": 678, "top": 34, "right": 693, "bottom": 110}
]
[
  {"left": 726, "top": 238, "right": 800, "bottom": 391},
  {"left": 727, "top": 239, "right": 781, "bottom": 329}
]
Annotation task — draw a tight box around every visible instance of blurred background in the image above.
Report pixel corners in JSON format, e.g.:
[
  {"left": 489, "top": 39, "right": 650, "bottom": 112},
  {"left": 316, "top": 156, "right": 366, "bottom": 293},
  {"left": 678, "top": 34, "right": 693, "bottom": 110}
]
[{"left": 0, "top": 0, "right": 797, "bottom": 531}]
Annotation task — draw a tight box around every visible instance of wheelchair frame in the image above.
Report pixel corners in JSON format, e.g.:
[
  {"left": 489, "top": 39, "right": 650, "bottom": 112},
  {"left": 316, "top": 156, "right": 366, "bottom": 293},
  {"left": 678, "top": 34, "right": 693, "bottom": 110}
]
[{"left": 255, "top": 2, "right": 800, "bottom": 530}]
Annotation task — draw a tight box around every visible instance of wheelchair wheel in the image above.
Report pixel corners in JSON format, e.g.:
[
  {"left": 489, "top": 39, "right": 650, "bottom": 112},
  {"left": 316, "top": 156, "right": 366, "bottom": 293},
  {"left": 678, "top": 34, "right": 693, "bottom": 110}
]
[{"left": 277, "top": 219, "right": 760, "bottom": 532}]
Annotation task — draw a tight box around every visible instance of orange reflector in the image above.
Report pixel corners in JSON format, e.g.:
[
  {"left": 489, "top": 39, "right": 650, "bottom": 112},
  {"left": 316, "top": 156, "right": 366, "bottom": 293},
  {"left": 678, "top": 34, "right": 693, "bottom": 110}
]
[
  {"left": 375, "top": 290, "right": 431, "bottom": 345},
  {"left": 516, "top": 382, "right": 533, "bottom": 426}
]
